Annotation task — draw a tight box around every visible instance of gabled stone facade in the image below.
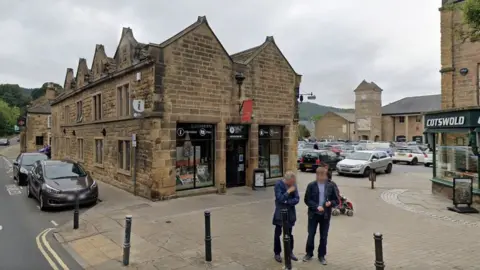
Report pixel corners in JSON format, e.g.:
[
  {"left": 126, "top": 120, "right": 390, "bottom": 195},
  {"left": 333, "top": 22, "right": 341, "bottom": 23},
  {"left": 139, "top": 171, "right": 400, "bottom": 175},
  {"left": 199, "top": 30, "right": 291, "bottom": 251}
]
[
  {"left": 51, "top": 16, "right": 301, "bottom": 200},
  {"left": 354, "top": 80, "right": 383, "bottom": 141}
]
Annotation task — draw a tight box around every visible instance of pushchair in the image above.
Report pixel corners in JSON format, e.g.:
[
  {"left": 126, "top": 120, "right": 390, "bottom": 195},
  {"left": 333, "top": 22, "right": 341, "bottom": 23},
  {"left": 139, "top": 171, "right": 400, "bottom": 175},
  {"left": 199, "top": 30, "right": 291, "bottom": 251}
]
[{"left": 332, "top": 194, "right": 354, "bottom": 217}]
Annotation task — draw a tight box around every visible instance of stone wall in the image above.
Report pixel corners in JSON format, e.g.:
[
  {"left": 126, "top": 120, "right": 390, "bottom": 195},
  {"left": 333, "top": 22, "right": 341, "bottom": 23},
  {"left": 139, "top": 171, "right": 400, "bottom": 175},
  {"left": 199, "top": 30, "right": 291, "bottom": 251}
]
[
  {"left": 314, "top": 112, "right": 351, "bottom": 140},
  {"left": 26, "top": 113, "right": 50, "bottom": 152},
  {"left": 355, "top": 89, "right": 382, "bottom": 140}
]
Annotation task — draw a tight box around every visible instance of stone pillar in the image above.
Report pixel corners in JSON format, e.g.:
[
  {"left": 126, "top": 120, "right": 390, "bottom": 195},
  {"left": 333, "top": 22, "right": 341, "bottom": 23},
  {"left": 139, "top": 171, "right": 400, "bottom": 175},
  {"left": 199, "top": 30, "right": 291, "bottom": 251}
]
[
  {"left": 215, "top": 121, "right": 227, "bottom": 193},
  {"left": 405, "top": 115, "right": 409, "bottom": 141},
  {"left": 151, "top": 119, "right": 176, "bottom": 199},
  {"left": 284, "top": 123, "right": 298, "bottom": 173},
  {"left": 246, "top": 123, "right": 258, "bottom": 187}
]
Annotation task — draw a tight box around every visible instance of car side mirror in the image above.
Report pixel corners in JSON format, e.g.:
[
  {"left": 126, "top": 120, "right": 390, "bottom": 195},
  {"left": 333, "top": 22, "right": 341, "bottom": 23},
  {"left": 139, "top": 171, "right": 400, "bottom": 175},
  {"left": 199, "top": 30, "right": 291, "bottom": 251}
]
[{"left": 13, "top": 161, "right": 18, "bottom": 166}]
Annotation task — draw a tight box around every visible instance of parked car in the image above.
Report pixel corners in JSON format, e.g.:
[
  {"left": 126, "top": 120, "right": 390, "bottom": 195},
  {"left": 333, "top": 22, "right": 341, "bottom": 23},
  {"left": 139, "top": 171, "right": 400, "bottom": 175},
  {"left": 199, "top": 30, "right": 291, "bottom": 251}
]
[
  {"left": 0, "top": 138, "right": 10, "bottom": 146},
  {"left": 13, "top": 153, "right": 49, "bottom": 185},
  {"left": 299, "top": 150, "right": 342, "bottom": 172},
  {"left": 336, "top": 150, "right": 393, "bottom": 177},
  {"left": 393, "top": 147, "right": 426, "bottom": 165},
  {"left": 26, "top": 160, "right": 99, "bottom": 210},
  {"left": 424, "top": 149, "right": 433, "bottom": 167}
]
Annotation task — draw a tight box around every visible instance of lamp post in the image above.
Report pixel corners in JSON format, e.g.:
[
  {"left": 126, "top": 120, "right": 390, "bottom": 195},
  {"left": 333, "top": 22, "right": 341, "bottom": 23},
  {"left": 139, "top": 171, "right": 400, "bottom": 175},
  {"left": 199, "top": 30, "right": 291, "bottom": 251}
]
[{"left": 296, "top": 91, "right": 316, "bottom": 103}]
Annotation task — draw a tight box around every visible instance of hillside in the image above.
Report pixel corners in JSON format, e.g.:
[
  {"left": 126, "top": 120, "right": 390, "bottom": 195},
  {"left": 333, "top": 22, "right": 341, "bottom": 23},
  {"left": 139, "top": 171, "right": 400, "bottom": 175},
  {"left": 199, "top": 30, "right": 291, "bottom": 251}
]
[{"left": 299, "top": 102, "right": 354, "bottom": 120}]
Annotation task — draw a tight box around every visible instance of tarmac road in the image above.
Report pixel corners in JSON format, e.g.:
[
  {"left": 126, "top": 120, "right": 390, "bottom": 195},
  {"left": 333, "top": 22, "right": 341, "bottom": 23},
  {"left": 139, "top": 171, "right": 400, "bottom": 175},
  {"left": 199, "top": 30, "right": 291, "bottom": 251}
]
[{"left": 0, "top": 141, "right": 85, "bottom": 270}]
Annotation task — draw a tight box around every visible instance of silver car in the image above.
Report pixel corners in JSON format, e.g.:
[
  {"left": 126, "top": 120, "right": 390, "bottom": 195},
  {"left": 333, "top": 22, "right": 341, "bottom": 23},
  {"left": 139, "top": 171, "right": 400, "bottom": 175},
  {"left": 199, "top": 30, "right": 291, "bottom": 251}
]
[{"left": 336, "top": 150, "right": 393, "bottom": 177}]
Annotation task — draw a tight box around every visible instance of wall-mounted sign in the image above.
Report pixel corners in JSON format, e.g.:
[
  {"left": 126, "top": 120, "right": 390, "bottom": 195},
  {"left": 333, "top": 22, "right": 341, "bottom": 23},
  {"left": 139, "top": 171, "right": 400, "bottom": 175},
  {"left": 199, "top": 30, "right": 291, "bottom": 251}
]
[
  {"left": 132, "top": 100, "right": 145, "bottom": 118},
  {"left": 460, "top": 68, "right": 469, "bottom": 76},
  {"left": 17, "top": 116, "right": 26, "bottom": 127},
  {"left": 226, "top": 124, "right": 248, "bottom": 139},
  {"left": 176, "top": 123, "right": 214, "bottom": 140},
  {"left": 424, "top": 109, "right": 480, "bottom": 129},
  {"left": 259, "top": 125, "right": 282, "bottom": 139}
]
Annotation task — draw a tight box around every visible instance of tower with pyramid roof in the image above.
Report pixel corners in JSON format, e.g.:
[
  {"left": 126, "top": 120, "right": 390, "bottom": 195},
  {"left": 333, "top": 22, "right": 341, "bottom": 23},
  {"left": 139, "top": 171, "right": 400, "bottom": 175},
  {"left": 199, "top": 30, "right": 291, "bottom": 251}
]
[{"left": 354, "top": 80, "right": 383, "bottom": 141}]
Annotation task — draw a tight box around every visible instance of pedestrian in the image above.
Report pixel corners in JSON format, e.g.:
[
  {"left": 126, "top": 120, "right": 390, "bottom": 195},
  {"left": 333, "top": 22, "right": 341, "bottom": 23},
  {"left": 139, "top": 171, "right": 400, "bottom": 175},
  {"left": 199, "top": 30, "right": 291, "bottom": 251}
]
[
  {"left": 303, "top": 166, "right": 339, "bottom": 265},
  {"left": 272, "top": 171, "right": 300, "bottom": 263}
]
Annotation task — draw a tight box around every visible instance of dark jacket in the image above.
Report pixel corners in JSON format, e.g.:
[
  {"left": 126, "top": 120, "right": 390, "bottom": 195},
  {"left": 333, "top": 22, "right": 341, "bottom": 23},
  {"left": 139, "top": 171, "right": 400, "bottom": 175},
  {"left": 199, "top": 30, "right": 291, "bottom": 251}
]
[
  {"left": 272, "top": 180, "right": 300, "bottom": 227},
  {"left": 304, "top": 180, "right": 339, "bottom": 219}
]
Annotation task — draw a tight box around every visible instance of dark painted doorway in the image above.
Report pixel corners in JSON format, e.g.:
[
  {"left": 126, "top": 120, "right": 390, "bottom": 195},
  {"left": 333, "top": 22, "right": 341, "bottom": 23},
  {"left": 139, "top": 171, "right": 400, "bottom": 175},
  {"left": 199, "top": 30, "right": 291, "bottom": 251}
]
[{"left": 225, "top": 125, "right": 249, "bottom": 188}]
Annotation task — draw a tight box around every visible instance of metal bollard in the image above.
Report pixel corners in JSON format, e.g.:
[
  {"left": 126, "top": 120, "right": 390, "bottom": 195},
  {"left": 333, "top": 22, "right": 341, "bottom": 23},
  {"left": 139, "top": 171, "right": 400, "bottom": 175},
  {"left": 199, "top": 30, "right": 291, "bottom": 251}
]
[
  {"left": 373, "top": 232, "right": 385, "bottom": 270},
  {"left": 281, "top": 209, "right": 292, "bottom": 270},
  {"left": 123, "top": 215, "right": 133, "bottom": 266},
  {"left": 73, "top": 191, "right": 80, "bottom": 229},
  {"left": 369, "top": 170, "right": 376, "bottom": 189},
  {"left": 204, "top": 211, "right": 212, "bottom": 262}
]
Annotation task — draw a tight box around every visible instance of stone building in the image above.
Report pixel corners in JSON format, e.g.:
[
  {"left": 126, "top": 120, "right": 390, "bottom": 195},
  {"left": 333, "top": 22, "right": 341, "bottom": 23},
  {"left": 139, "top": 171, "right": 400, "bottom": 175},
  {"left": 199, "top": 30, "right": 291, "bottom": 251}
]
[
  {"left": 51, "top": 16, "right": 300, "bottom": 200},
  {"left": 314, "top": 80, "right": 440, "bottom": 142},
  {"left": 22, "top": 84, "right": 57, "bottom": 153},
  {"left": 314, "top": 112, "right": 355, "bottom": 141}
]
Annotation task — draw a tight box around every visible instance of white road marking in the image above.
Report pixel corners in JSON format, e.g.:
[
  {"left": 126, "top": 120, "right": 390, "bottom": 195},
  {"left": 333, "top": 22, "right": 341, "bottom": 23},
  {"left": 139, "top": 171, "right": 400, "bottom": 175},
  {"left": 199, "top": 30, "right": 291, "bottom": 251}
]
[
  {"left": 50, "top": 220, "right": 58, "bottom": 226},
  {"left": 5, "top": 184, "right": 21, "bottom": 196},
  {"left": 36, "top": 205, "right": 40, "bottom": 210}
]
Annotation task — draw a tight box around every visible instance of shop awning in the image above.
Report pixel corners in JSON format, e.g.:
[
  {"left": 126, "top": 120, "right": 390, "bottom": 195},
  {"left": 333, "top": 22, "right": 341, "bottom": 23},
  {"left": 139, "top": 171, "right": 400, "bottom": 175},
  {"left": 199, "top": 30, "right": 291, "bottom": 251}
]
[{"left": 423, "top": 128, "right": 471, "bottom": 134}]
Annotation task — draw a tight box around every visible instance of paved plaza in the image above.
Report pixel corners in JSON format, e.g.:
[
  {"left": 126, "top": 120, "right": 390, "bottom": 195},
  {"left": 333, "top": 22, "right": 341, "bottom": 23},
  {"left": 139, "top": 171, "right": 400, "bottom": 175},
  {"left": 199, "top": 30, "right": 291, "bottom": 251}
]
[{"left": 53, "top": 167, "right": 480, "bottom": 270}]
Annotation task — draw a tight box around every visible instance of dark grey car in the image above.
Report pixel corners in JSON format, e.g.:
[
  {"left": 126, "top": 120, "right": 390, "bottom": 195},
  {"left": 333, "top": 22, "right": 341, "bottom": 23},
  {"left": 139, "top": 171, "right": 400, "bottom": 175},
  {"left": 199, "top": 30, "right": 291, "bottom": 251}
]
[
  {"left": 13, "top": 153, "right": 49, "bottom": 185},
  {"left": 27, "top": 160, "right": 98, "bottom": 211}
]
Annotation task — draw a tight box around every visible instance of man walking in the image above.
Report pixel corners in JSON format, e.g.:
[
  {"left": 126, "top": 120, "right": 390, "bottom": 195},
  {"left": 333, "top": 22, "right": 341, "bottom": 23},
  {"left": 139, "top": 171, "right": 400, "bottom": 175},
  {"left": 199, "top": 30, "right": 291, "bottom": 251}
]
[
  {"left": 272, "top": 171, "right": 300, "bottom": 263},
  {"left": 303, "top": 166, "right": 339, "bottom": 265}
]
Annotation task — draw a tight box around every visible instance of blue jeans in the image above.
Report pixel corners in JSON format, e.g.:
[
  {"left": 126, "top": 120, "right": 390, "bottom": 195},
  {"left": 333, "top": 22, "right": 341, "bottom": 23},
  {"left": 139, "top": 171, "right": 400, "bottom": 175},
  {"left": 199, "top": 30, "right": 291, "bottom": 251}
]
[
  {"left": 274, "top": 225, "right": 294, "bottom": 255},
  {"left": 305, "top": 215, "right": 330, "bottom": 258}
]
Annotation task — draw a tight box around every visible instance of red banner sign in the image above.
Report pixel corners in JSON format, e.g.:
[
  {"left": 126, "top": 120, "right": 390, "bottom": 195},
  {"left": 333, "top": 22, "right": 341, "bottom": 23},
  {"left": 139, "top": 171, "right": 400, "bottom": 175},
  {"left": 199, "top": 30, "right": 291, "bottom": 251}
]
[{"left": 241, "top": 99, "right": 253, "bottom": 123}]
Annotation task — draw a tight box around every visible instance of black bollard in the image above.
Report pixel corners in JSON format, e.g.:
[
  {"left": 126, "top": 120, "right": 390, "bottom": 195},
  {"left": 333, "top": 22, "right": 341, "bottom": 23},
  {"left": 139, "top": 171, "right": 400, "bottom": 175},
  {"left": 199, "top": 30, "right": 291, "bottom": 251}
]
[
  {"left": 123, "top": 215, "right": 133, "bottom": 266},
  {"left": 370, "top": 170, "right": 376, "bottom": 189},
  {"left": 373, "top": 232, "right": 385, "bottom": 270},
  {"left": 204, "top": 211, "right": 212, "bottom": 262},
  {"left": 73, "top": 191, "right": 80, "bottom": 229},
  {"left": 281, "top": 209, "right": 292, "bottom": 270}
]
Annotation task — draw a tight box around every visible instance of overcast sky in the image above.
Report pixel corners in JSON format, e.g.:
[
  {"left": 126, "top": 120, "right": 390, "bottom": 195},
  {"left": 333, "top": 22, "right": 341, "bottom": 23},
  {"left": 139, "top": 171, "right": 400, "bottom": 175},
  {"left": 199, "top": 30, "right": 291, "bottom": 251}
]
[{"left": 0, "top": 0, "right": 440, "bottom": 108}]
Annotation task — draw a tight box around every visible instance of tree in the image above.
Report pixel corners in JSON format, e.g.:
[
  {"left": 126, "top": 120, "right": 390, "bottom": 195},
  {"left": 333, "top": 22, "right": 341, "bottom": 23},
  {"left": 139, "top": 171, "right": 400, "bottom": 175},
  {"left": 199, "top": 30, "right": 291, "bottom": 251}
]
[
  {"left": 0, "top": 98, "right": 20, "bottom": 136},
  {"left": 444, "top": 0, "right": 480, "bottom": 42},
  {"left": 298, "top": 124, "right": 311, "bottom": 139},
  {"left": 311, "top": 114, "right": 323, "bottom": 122},
  {"left": 0, "top": 84, "right": 30, "bottom": 108}
]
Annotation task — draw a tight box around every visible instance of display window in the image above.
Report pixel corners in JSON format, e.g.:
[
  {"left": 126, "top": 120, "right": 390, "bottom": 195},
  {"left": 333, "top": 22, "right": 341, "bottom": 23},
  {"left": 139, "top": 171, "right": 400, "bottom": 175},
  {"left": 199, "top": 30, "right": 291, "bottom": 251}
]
[
  {"left": 258, "top": 126, "right": 283, "bottom": 178},
  {"left": 175, "top": 123, "right": 215, "bottom": 190}
]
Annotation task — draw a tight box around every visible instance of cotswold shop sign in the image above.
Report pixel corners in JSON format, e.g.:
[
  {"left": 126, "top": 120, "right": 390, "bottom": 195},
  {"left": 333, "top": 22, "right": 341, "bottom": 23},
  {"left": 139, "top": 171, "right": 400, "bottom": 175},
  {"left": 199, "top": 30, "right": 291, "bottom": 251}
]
[{"left": 426, "top": 116, "right": 465, "bottom": 127}]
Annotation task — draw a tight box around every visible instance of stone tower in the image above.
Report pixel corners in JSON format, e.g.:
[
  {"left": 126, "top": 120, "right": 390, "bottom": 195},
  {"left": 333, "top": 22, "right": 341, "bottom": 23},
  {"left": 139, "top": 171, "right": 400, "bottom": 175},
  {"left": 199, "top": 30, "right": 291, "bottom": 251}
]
[{"left": 354, "top": 80, "right": 383, "bottom": 141}]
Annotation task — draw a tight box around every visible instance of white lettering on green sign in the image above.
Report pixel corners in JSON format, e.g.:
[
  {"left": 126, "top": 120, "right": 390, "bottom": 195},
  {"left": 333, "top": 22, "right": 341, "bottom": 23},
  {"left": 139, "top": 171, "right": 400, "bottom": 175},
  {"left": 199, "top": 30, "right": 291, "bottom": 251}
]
[{"left": 426, "top": 116, "right": 465, "bottom": 127}]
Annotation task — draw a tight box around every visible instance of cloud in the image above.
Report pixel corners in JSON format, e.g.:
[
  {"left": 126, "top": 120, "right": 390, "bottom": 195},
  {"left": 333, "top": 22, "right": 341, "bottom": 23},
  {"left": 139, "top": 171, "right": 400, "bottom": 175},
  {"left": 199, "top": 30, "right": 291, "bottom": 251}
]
[{"left": 0, "top": 0, "right": 440, "bottom": 107}]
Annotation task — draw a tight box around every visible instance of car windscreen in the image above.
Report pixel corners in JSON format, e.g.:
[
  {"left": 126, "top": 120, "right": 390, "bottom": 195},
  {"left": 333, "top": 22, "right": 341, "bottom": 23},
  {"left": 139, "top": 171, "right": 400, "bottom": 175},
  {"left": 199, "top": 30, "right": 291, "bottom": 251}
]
[
  {"left": 302, "top": 151, "right": 319, "bottom": 157},
  {"left": 397, "top": 148, "right": 412, "bottom": 153},
  {"left": 44, "top": 163, "right": 87, "bottom": 179},
  {"left": 0, "top": 139, "right": 7, "bottom": 142},
  {"left": 346, "top": 152, "right": 371, "bottom": 161},
  {"left": 303, "top": 144, "right": 314, "bottom": 149},
  {"left": 21, "top": 154, "right": 48, "bottom": 165}
]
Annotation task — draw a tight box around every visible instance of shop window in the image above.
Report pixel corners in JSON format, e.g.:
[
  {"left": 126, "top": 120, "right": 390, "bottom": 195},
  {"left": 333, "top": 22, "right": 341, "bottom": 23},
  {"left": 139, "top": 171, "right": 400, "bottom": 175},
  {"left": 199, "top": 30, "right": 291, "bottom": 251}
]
[
  {"left": 435, "top": 132, "right": 478, "bottom": 188},
  {"left": 35, "top": 136, "right": 44, "bottom": 146},
  {"left": 175, "top": 123, "right": 215, "bottom": 191},
  {"left": 399, "top": 116, "right": 405, "bottom": 123},
  {"left": 258, "top": 126, "right": 283, "bottom": 178}
]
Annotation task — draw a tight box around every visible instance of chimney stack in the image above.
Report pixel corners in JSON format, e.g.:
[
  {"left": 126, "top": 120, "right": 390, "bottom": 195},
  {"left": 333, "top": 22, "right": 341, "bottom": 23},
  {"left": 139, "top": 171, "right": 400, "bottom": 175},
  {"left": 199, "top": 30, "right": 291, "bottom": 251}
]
[{"left": 46, "top": 83, "right": 57, "bottom": 101}]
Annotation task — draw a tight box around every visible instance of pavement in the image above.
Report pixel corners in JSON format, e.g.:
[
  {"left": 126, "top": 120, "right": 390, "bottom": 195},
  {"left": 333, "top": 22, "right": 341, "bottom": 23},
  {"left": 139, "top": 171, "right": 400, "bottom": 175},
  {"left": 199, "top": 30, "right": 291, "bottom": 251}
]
[
  {"left": 0, "top": 141, "right": 85, "bottom": 270},
  {"left": 53, "top": 164, "right": 480, "bottom": 270}
]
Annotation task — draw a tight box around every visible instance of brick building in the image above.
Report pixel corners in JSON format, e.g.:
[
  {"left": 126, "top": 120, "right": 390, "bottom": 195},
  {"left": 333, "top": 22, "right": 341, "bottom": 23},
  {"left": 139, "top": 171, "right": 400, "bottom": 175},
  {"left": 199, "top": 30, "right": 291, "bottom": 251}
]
[
  {"left": 51, "top": 16, "right": 300, "bottom": 200},
  {"left": 424, "top": 0, "right": 480, "bottom": 205},
  {"left": 314, "top": 81, "right": 440, "bottom": 142},
  {"left": 22, "top": 84, "right": 57, "bottom": 153}
]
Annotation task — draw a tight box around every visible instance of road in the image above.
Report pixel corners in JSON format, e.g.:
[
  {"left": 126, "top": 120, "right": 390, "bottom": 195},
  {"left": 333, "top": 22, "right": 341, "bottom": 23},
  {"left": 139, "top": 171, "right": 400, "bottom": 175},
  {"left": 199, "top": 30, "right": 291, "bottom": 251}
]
[{"left": 0, "top": 139, "right": 85, "bottom": 270}]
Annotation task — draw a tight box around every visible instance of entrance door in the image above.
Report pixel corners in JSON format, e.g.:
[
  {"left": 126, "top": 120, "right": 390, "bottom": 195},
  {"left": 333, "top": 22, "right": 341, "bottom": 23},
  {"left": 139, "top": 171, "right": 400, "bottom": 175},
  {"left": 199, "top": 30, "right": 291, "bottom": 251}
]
[{"left": 226, "top": 139, "right": 247, "bottom": 187}]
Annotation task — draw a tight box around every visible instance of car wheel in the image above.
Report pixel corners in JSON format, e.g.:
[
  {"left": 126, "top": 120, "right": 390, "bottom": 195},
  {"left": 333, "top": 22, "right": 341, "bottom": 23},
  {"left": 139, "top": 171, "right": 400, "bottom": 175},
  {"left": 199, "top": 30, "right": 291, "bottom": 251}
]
[
  {"left": 300, "top": 168, "right": 306, "bottom": 172},
  {"left": 363, "top": 167, "right": 371, "bottom": 177},
  {"left": 392, "top": 161, "right": 397, "bottom": 164},
  {"left": 27, "top": 182, "right": 33, "bottom": 198},
  {"left": 337, "top": 172, "right": 344, "bottom": 176},
  {"left": 411, "top": 158, "right": 418, "bottom": 165},
  {"left": 385, "top": 163, "right": 392, "bottom": 174},
  {"left": 424, "top": 163, "right": 430, "bottom": 167}
]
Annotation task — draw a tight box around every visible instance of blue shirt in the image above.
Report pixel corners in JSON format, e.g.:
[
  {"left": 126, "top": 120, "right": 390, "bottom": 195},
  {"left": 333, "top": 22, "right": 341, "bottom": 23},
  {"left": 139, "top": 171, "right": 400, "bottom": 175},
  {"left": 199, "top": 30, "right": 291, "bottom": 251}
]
[{"left": 317, "top": 183, "right": 325, "bottom": 207}]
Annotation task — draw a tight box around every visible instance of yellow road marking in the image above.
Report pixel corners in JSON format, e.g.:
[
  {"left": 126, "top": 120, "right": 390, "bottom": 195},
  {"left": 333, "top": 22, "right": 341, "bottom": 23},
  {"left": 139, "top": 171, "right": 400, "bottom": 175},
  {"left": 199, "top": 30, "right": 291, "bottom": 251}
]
[
  {"left": 41, "top": 228, "right": 70, "bottom": 270},
  {"left": 36, "top": 228, "right": 59, "bottom": 270}
]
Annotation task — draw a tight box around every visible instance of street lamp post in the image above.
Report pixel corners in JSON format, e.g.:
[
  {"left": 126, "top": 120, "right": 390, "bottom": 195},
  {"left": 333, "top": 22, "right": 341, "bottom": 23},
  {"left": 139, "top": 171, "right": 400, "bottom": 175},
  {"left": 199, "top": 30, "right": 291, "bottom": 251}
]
[{"left": 296, "top": 91, "right": 316, "bottom": 103}]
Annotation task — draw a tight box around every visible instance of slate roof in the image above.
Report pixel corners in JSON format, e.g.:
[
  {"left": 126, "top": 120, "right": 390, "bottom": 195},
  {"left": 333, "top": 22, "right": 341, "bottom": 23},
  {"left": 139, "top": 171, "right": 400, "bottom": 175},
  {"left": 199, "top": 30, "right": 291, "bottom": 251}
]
[
  {"left": 354, "top": 80, "right": 382, "bottom": 92},
  {"left": 381, "top": 94, "right": 441, "bottom": 115},
  {"left": 27, "top": 97, "right": 52, "bottom": 114},
  {"left": 333, "top": 112, "right": 356, "bottom": 122}
]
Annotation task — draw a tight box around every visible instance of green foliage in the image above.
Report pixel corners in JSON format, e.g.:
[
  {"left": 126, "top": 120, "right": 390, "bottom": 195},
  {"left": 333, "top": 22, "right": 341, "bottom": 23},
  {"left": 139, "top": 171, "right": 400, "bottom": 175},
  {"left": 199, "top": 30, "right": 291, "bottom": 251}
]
[
  {"left": 0, "top": 84, "right": 31, "bottom": 108},
  {"left": 0, "top": 99, "right": 20, "bottom": 136},
  {"left": 299, "top": 102, "right": 354, "bottom": 121},
  {"left": 462, "top": 0, "right": 480, "bottom": 41},
  {"left": 311, "top": 114, "right": 323, "bottom": 121},
  {"left": 298, "top": 124, "right": 311, "bottom": 138}
]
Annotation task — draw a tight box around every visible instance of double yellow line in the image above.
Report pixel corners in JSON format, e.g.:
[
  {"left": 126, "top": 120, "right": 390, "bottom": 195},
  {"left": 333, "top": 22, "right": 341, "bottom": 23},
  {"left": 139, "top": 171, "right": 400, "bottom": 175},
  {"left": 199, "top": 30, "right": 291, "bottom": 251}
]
[{"left": 36, "top": 228, "right": 69, "bottom": 270}]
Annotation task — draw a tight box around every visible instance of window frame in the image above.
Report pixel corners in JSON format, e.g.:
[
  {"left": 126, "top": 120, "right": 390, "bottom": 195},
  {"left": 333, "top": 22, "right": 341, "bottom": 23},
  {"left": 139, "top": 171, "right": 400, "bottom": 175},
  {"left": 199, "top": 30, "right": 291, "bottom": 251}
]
[
  {"left": 94, "top": 137, "right": 104, "bottom": 167},
  {"left": 35, "top": 136, "right": 44, "bottom": 146},
  {"left": 258, "top": 125, "right": 284, "bottom": 179},
  {"left": 91, "top": 92, "right": 103, "bottom": 121},
  {"left": 65, "top": 137, "right": 71, "bottom": 157},
  {"left": 76, "top": 99, "right": 83, "bottom": 123},
  {"left": 399, "top": 116, "right": 405, "bottom": 123},
  {"left": 116, "top": 83, "right": 131, "bottom": 117},
  {"left": 47, "top": 115, "right": 52, "bottom": 129},
  {"left": 117, "top": 138, "right": 132, "bottom": 175},
  {"left": 64, "top": 105, "right": 70, "bottom": 124},
  {"left": 77, "top": 138, "right": 84, "bottom": 162},
  {"left": 415, "top": 115, "right": 422, "bottom": 123}
]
